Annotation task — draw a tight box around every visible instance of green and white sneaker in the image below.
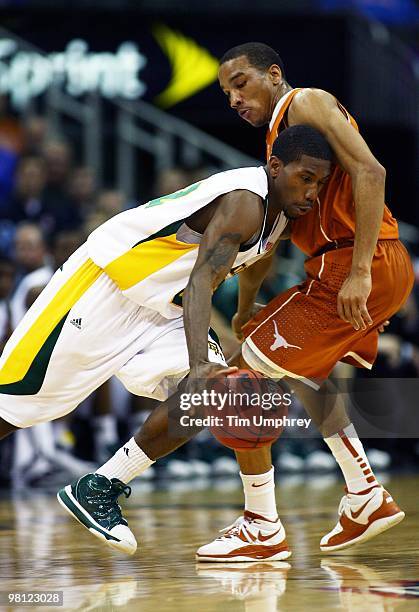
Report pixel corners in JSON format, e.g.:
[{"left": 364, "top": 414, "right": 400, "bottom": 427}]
[{"left": 57, "top": 473, "right": 137, "bottom": 555}]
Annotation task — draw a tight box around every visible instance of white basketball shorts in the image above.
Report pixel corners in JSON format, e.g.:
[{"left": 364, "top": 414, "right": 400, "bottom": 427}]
[{"left": 0, "top": 244, "right": 226, "bottom": 428}]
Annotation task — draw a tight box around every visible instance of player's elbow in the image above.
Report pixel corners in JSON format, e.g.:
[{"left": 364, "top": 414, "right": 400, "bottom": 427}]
[
  {"left": 364, "top": 161, "right": 386, "bottom": 184},
  {"left": 353, "top": 160, "right": 386, "bottom": 190}
]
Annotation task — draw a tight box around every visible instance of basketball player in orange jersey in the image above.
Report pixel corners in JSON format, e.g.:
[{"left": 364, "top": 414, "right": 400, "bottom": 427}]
[
  {"left": 191, "top": 42, "right": 415, "bottom": 560},
  {"left": 52, "top": 46, "right": 412, "bottom": 562}
]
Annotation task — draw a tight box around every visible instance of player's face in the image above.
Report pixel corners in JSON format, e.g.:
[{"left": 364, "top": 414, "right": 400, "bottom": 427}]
[
  {"left": 269, "top": 154, "right": 332, "bottom": 219},
  {"left": 218, "top": 56, "right": 280, "bottom": 127}
]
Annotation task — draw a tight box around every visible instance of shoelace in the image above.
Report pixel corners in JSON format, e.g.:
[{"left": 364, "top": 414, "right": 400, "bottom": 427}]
[
  {"left": 110, "top": 480, "right": 132, "bottom": 501},
  {"left": 337, "top": 495, "right": 348, "bottom": 517},
  {"left": 337, "top": 489, "right": 379, "bottom": 518},
  {"left": 217, "top": 515, "right": 255, "bottom": 540},
  {"left": 86, "top": 480, "right": 131, "bottom": 520},
  {"left": 108, "top": 481, "right": 132, "bottom": 520}
]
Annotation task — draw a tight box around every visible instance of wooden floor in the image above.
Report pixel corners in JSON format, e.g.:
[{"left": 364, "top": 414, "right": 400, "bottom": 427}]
[{"left": 0, "top": 474, "right": 418, "bottom": 611}]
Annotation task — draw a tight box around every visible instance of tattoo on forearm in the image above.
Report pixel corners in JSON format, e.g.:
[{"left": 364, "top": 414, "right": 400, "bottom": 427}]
[
  {"left": 184, "top": 233, "right": 241, "bottom": 366},
  {"left": 199, "top": 233, "right": 241, "bottom": 278}
]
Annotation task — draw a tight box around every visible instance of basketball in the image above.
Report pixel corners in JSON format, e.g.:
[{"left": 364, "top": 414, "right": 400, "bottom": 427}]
[{"left": 207, "top": 369, "right": 291, "bottom": 450}]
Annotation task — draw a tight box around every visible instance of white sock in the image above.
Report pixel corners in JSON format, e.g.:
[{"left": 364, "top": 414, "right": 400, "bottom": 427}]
[
  {"left": 324, "top": 423, "right": 379, "bottom": 494},
  {"left": 240, "top": 466, "right": 278, "bottom": 521},
  {"left": 96, "top": 437, "right": 154, "bottom": 484}
]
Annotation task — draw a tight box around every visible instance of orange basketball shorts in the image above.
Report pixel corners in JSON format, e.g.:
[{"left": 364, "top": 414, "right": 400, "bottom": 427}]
[{"left": 241, "top": 240, "right": 414, "bottom": 389}]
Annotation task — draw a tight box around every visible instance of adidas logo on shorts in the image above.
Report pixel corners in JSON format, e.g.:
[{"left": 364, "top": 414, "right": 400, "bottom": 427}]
[{"left": 70, "top": 318, "right": 82, "bottom": 330}]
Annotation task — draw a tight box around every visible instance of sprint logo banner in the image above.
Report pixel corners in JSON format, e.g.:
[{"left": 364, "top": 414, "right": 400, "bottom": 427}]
[
  {"left": 0, "top": 23, "right": 219, "bottom": 110},
  {"left": 0, "top": 38, "right": 148, "bottom": 110}
]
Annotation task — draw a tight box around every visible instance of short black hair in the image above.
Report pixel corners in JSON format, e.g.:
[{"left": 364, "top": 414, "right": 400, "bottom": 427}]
[
  {"left": 272, "top": 125, "right": 334, "bottom": 166},
  {"left": 220, "top": 42, "right": 286, "bottom": 80}
]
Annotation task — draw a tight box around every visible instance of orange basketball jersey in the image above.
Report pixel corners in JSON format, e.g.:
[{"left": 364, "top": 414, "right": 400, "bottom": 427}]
[{"left": 266, "top": 89, "right": 399, "bottom": 257}]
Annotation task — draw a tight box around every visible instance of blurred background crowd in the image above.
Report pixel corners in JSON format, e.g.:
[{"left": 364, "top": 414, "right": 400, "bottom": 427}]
[{"left": 0, "top": 0, "right": 418, "bottom": 488}]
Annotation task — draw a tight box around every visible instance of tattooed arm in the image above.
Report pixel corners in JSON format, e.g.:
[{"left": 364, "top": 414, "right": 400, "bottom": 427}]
[{"left": 183, "top": 190, "right": 263, "bottom": 381}]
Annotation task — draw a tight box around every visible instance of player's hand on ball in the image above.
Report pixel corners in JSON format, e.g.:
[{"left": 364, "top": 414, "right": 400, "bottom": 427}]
[
  {"left": 186, "top": 362, "right": 238, "bottom": 415},
  {"left": 232, "top": 303, "right": 265, "bottom": 341}
]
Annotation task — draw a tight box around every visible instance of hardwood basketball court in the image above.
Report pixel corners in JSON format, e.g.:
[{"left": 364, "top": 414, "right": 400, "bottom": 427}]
[{"left": 0, "top": 474, "right": 418, "bottom": 611}]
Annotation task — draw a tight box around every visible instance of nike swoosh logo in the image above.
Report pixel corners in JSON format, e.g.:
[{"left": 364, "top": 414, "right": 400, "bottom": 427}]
[
  {"left": 349, "top": 499, "right": 371, "bottom": 520},
  {"left": 251, "top": 481, "right": 270, "bottom": 488},
  {"left": 258, "top": 529, "right": 281, "bottom": 542}
]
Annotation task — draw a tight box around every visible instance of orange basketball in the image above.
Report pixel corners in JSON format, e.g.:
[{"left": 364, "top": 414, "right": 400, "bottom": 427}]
[{"left": 207, "top": 369, "right": 290, "bottom": 450}]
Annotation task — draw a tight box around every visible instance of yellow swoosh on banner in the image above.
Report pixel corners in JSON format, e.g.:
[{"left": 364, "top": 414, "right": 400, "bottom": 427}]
[{"left": 153, "top": 24, "right": 219, "bottom": 108}]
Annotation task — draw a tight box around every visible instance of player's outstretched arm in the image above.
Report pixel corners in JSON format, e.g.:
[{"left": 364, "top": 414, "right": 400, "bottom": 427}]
[
  {"left": 183, "top": 190, "right": 262, "bottom": 386},
  {"left": 288, "top": 89, "right": 386, "bottom": 331}
]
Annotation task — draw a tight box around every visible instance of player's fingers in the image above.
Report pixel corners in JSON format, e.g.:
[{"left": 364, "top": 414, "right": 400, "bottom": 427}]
[
  {"left": 348, "top": 300, "right": 363, "bottom": 330},
  {"left": 341, "top": 298, "right": 354, "bottom": 326},
  {"left": 354, "top": 297, "right": 373, "bottom": 331},
  {"left": 356, "top": 299, "right": 372, "bottom": 330},
  {"left": 337, "top": 295, "right": 348, "bottom": 323},
  {"left": 359, "top": 301, "right": 373, "bottom": 327}
]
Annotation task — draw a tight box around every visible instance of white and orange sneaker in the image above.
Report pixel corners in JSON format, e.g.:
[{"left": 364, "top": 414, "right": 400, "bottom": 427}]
[
  {"left": 320, "top": 485, "right": 405, "bottom": 552},
  {"left": 196, "top": 511, "right": 291, "bottom": 562}
]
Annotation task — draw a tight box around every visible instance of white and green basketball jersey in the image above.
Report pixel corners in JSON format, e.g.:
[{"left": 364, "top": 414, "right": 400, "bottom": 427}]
[{"left": 87, "top": 166, "right": 288, "bottom": 318}]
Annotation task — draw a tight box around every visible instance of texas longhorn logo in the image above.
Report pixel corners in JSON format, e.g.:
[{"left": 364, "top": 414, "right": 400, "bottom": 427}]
[{"left": 270, "top": 321, "right": 302, "bottom": 351}]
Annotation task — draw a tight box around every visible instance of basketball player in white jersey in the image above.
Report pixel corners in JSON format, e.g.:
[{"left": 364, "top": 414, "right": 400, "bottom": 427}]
[{"left": 0, "top": 125, "right": 333, "bottom": 554}]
